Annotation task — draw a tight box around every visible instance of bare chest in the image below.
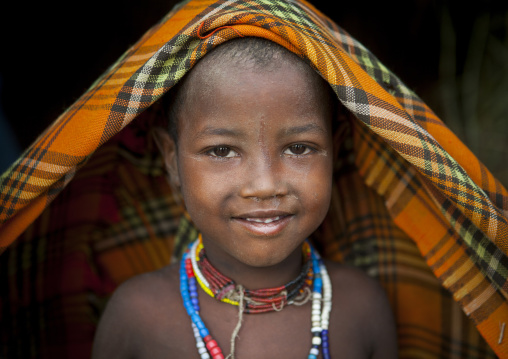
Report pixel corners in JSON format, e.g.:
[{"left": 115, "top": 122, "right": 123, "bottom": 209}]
[{"left": 130, "top": 291, "right": 369, "bottom": 359}]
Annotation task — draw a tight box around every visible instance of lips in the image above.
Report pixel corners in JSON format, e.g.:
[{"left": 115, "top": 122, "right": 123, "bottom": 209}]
[
  {"left": 232, "top": 211, "right": 293, "bottom": 236},
  {"left": 244, "top": 216, "right": 282, "bottom": 224}
]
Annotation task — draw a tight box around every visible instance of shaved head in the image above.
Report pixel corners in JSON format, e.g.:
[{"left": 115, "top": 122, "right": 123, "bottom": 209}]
[{"left": 165, "top": 37, "right": 336, "bottom": 145}]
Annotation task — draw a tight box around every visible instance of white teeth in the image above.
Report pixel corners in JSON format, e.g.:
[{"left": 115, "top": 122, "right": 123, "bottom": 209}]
[{"left": 245, "top": 216, "right": 280, "bottom": 223}]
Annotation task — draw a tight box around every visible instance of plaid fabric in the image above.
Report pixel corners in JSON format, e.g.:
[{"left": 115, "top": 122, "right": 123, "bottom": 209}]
[{"left": 1, "top": 0, "right": 507, "bottom": 357}]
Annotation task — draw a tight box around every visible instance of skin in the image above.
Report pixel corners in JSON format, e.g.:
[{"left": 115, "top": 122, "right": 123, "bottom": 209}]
[
  {"left": 92, "top": 51, "right": 398, "bottom": 359},
  {"left": 171, "top": 60, "right": 334, "bottom": 288}
]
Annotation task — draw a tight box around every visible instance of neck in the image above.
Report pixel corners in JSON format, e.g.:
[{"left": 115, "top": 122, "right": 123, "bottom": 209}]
[{"left": 200, "top": 239, "right": 304, "bottom": 290}]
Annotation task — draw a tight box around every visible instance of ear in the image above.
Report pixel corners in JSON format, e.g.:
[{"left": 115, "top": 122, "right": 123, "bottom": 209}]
[{"left": 152, "top": 126, "right": 181, "bottom": 188}]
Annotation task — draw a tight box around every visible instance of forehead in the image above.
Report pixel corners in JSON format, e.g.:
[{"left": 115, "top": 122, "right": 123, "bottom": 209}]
[
  {"left": 176, "top": 47, "right": 333, "bottom": 130},
  {"left": 181, "top": 62, "right": 331, "bottom": 135}
]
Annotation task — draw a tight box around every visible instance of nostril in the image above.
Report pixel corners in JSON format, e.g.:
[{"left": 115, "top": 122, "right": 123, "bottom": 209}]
[
  {"left": 246, "top": 194, "right": 284, "bottom": 202},
  {"left": 241, "top": 185, "right": 288, "bottom": 200}
]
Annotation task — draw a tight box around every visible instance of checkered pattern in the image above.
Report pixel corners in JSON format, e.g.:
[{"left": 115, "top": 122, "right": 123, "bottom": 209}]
[{"left": 1, "top": 0, "right": 507, "bottom": 358}]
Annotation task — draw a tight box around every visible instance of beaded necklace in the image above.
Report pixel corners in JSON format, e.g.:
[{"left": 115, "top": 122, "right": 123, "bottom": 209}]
[
  {"left": 179, "top": 237, "right": 332, "bottom": 359},
  {"left": 192, "top": 239, "right": 313, "bottom": 313}
]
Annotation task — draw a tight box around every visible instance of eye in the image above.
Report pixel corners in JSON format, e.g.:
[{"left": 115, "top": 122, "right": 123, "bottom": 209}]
[
  {"left": 207, "top": 146, "right": 238, "bottom": 158},
  {"left": 284, "top": 144, "right": 312, "bottom": 156}
]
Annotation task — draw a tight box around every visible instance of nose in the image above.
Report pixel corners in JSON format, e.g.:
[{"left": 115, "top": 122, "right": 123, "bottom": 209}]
[{"left": 239, "top": 155, "right": 288, "bottom": 200}]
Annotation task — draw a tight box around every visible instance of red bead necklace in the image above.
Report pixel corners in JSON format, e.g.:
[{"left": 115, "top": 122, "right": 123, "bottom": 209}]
[{"left": 194, "top": 241, "right": 313, "bottom": 314}]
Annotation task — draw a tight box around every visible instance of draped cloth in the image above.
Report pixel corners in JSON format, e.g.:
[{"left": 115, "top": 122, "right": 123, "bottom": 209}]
[{"left": 1, "top": 0, "right": 507, "bottom": 357}]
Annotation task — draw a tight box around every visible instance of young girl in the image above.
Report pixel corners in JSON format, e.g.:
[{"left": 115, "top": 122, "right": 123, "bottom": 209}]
[
  {"left": 2, "top": 0, "right": 506, "bottom": 358},
  {"left": 91, "top": 38, "right": 398, "bottom": 358}
]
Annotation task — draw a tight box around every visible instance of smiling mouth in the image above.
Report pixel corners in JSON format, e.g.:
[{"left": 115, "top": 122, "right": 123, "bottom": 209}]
[
  {"left": 232, "top": 212, "right": 293, "bottom": 236},
  {"left": 244, "top": 216, "right": 284, "bottom": 224}
]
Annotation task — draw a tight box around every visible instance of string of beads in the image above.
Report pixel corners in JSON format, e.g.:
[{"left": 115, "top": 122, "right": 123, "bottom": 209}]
[
  {"left": 192, "top": 239, "right": 313, "bottom": 313},
  {"left": 179, "top": 237, "right": 332, "bottom": 359}
]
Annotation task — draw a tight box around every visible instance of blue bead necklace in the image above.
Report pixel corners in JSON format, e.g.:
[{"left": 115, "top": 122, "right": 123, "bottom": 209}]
[{"left": 179, "top": 238, "right": 332, "bottom": 359}]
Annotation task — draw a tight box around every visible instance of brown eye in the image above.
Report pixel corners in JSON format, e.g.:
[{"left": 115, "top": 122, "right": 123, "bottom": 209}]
[
  {"left": 209, "top": 146, "right": 238, "bottom": 158},
  {"left": 285, "top": 144, "right": 311, "bottom": 156}
]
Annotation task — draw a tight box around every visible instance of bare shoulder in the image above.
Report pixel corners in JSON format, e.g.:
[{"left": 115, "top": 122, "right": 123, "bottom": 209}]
[
  {"left": 325, "top": 260, "right": 387, "bottom": 303},
  {"left": 91, "top": 264, "right": 185, "bottom": 359},
  {"left": 324, "top": 261, "right": 398, "bottom": 359}
]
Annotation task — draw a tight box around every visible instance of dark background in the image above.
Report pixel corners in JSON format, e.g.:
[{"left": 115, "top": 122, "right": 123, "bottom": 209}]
[{"left": 1, "top": 0, "right": 507, "bottom": 185}]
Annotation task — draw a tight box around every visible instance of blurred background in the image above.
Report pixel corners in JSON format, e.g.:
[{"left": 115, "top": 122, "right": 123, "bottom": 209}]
[{"left": 1, "top": 0, "right": 507, "bottom": 186}]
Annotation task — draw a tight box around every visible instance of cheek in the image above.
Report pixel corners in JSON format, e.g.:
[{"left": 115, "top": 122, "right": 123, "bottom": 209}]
[
  {"left": 290, "top": 157, "right": 333, "bottom": 212},
  {"left": 178, "top": 161, "right": 234, "bottom": 217}
]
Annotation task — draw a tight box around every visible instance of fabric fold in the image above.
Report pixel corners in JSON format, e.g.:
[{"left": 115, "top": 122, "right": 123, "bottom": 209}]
[{"left": 1, "top": 0, "right": 507, "bottom": 357}]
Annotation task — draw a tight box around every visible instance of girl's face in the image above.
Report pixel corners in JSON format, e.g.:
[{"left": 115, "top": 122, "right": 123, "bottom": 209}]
[{"left": 165, "top": 60, "right": 334, "bottom": 271}]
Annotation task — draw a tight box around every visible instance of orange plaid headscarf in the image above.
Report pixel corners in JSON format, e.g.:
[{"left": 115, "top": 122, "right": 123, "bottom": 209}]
[{"left": 1, "top": 0, "right": 507, "bottom": 358}]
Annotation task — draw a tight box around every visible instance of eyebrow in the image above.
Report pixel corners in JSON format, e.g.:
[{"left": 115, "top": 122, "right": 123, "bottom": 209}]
[
  {"left": 193, "top": 126, "right": 246, "bottom": 140},
  {"left": 193, "top": 123, "right": 327, "bottom": 140},
  {"left": 279, "top": 123, "right": 327, "bottom": 137}
]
